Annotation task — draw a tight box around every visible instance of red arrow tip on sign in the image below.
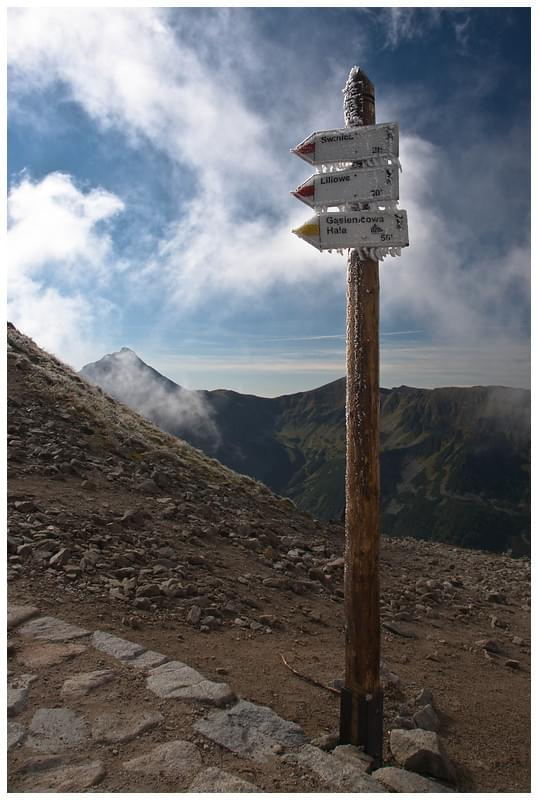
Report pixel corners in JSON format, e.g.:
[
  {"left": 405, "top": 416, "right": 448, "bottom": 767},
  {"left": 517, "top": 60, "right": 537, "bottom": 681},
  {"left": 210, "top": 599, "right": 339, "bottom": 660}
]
[
  {"left": 294, "top": 142, "right": 315, "bottom": 156},
  {"left": 294, "top": 182, "right": 315, "bottom": 198}
]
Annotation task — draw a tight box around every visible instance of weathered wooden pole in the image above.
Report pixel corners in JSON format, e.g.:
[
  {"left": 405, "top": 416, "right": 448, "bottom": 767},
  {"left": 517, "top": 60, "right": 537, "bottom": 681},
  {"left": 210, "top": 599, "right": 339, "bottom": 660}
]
[{"left": 339, "top": 66, "right": 383, "bottom": 766}]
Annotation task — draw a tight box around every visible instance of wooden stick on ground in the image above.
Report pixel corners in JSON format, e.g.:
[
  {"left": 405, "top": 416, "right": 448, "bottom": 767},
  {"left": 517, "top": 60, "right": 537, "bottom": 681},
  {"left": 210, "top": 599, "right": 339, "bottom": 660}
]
[{"left": 279, "top": 653, "right": 340, "bottom": 695}]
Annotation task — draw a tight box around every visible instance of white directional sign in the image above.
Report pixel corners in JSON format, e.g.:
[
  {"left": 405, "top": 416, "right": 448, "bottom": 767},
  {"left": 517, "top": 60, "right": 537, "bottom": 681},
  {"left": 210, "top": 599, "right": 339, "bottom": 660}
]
[
  {"left": 291, "top": 122, "right": 398, "bottom": 166},
  {"left": 292, "top": 164, "right": 399, "bottom": 208},
  {"left": 292, "top": 210, "right": 408, "bottom": 251}
]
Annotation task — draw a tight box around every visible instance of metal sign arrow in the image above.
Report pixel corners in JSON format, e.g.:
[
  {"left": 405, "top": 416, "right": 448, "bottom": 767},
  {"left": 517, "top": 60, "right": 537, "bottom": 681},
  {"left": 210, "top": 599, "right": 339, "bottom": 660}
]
[
  {"left": 292, "top": 164, "right": 399, "bottom": 208},
  {"left": 292, "top": 210, "right": 408, "bottom": 253},
  {"left": 291, "top": 122, "right": 398, "bottom": 166}
]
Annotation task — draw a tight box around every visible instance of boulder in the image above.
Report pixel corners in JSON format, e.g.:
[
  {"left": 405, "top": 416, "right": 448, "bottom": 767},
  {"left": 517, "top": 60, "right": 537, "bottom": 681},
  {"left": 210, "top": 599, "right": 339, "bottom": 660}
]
[
  {"left": 389, "top": 729, "right": 456, "bottom": 783},
  {"left": 373, "top": 766, "right": 454, "bottom": 792},
  {"left": 188, "top": 767, "right": 259, "bottom": 792},
  {"left": 194, "top": 699, "right": 306, "bottom": 761}
]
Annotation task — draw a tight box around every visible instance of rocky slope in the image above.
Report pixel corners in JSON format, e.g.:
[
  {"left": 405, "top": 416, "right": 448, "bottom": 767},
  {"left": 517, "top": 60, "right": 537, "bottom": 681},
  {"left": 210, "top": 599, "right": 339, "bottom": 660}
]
[
  {"left": 81, "top": 349, "right": 530, "bottom": 553},
  {"left": 8, "top": 324, "right": 531, "bottom": 792}
]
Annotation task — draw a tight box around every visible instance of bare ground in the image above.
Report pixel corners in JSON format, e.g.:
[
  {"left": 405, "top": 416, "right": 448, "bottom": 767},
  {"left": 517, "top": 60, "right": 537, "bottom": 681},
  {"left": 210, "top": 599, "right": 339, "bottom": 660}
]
[{"left": 8, "top": 481, "right": 531, "bottom": 793}]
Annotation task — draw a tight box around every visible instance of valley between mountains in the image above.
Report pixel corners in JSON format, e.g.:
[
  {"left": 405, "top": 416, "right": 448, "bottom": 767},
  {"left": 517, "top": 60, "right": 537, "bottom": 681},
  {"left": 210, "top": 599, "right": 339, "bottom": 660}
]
[
  {"left": 81, "top": 347, "right": 530, "bottom": 555},
  {"left": 7, "top": 324, "right": 530, "bottom": 792}
]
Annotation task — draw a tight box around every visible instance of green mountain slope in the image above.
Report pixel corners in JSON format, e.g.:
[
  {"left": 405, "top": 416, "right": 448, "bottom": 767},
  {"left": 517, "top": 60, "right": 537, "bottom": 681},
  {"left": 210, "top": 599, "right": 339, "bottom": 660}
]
[{"left": 81, "top": 353, "right": 530, "bottom": 554}]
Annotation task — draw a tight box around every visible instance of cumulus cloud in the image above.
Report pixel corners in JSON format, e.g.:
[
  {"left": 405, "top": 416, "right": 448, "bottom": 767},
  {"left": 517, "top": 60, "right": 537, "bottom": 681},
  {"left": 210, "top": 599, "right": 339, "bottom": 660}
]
[
  {"left": 7, "top": 7, "right": 530, "bottom": 385},
  {"left": 379, "top": 131, "right": 530, "bottom": 344},
  {"left": 7, "top": 171, "right": 124, "bottom": 364},
  {"left": 8, "top": 8, "right": 346, "bottom": 307}
]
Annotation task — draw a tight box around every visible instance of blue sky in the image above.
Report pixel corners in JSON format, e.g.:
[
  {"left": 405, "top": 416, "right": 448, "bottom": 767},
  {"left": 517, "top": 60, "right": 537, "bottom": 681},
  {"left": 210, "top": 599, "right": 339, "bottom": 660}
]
[{"left": 7, "top": 6, "right": 531, "bottom": 395}]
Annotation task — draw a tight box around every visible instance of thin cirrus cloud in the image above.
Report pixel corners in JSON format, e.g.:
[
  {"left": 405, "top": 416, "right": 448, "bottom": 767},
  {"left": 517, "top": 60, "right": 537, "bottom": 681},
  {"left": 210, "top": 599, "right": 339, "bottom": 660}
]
[{"left": 380, "top": 7, "right": 471, "bottom": 49}]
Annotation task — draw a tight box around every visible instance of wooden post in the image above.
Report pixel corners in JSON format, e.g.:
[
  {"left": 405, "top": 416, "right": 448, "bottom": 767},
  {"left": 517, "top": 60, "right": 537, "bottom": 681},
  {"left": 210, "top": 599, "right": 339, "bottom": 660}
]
[{"left": 339, "top": 67, "right": 383, "bottom": 766}]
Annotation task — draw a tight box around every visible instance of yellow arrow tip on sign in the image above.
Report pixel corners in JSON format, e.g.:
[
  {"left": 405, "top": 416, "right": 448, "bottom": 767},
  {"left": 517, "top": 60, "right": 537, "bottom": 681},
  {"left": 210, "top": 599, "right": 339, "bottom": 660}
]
[{"left": 293, "top": 221, "right": 320, "bottom": 238}]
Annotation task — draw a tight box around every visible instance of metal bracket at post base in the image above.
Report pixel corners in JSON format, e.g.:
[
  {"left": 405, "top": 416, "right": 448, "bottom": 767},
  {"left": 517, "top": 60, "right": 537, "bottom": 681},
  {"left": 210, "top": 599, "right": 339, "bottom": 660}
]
[{"left": 339, "top": 687, "right": 384, "bottom": 768}]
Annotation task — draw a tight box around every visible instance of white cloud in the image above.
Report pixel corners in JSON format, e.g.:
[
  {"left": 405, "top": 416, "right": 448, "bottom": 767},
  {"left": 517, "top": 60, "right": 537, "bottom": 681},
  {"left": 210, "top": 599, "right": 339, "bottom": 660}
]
[
  {"left": 8, "top": 9, "right": 268, "bottom": 183},
  {"left": 379, "top": 132, "right": 530, "bottom": 343},
  {"left": 8, "top": 172, "right": 123, "bottom": 283},
  {"left": 7, "top": 7, "right": 530, "bottom": 372},
  {"left": 8, "top": 7, "right": 330, "bottom": 308},
  {"left": 383, "top": 8, "right": 443, "bottom": 48},
  {"left": 7, "top": 172, "right": 124, "bottom": 365}
]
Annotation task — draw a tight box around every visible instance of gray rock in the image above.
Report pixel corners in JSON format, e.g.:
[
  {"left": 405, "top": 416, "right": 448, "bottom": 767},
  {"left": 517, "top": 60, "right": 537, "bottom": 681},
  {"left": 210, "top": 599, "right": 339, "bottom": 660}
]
[
  {"left": 487, "top": 592, "right": 507, "bottom": 604},
  {"left": 147, "top": 660, "right": 235, "bottom": 706},
  {"left": 389, "top": 729, "right": 456, "bottom": 783},
  {"left": 505, "top": 659, "right": 520, "bottom": 670},
  {"left": 415, "top": 687, "right": 434, "bottom": 707},
  {"left": 133, "top": 597, "right": 152, "bottom": 610},
  {"left": 120, "top": 508, "right": 148, "bottom": 528},
  {"left": 13, "top": 500, "right": 40, "bottom": 513},
  {"left": 91, "top": 709, "right": 164, "bottom": 743},
  {"left": 20, "top": 754, "right": 68, "bottom": 773},
  {"left": 383, "top": 621, "right": 418, "bottom": 638},
  {"left": 49, "top": 548, "right": 71, "bottom": 567},
  {"left": 475, "top": 638, "right": 503, "bottom": 654},
  {"left": 19, "top": 616, "right": 90, "bottom": 642},
  {"left": 135, "top": 582, "right": 161, "bottom": 598},
  {"left": 7, "top": 604, "right": 40, "bottom": 629},
  {"left": 380, "top": 662, "right": 402, "bottom": 689},
  {"left": 178, "top": 679, "right": 236, "bottom": 707},
  {"left": 123, "top": 739, "right": 202, "bottom": 778},
  {"left": 187, "top": 605, "right": 202, "bottom": 625},
  {"left": 127, "top": 649, "right": 169, "bottom": 670},
  {"left": 8, "top": 686, "right": 28, "bottom": 717},
  {"left": 91, "top": 630, "right": 145, "bottom": 661},
  {"left": 21, "top": 761, "right": 105, "bottom": 792},
  {"left": 413, "top": 704, "right": 441, "bottom": 732},
  {"left": 194, "top": 699, "right": 307, "bottom": 761},
  {"left": 11, "top": 672, "right": 38, "bottom": 689},
  {"left": 373, "top": 766, "right": 454, "bottom": 792},
  {"left": 60, "top": 669, "right": 116, "bottom": 698},
  {"left": 28, "top": 708, "right": 89, "bottom": 753},
  {"left": 394, "top": 715, "right": 416, "bottom": 730},
  {"left": 333, "top": 744, "right": 374, "bottom": 772},
  {"left": 7, "top": 721, "right": 25, "bottom": 749},
  {"left": 147, "top": 660, "right": 204, "bottom": 691},
  {"left": 188, "top": 767, "right": 259, "bottom": 792},
  {"left": 17, "top": 642, "right": 87, "bottom": 669},
  {"left": 282, "top": 745, "right": 384, "bottom": 791},
  {"left": 310, "top": 731, "right": 340, "bottom": 751},
  {"left": 139, "top": 478, "right": 159, "bottom": 493}
]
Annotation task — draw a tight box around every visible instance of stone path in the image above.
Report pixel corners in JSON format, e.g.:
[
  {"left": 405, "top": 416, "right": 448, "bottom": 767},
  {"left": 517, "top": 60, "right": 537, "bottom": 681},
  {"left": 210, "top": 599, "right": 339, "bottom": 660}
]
[{"left": 7, "top": 603, "right": 456, "bottom": 792}]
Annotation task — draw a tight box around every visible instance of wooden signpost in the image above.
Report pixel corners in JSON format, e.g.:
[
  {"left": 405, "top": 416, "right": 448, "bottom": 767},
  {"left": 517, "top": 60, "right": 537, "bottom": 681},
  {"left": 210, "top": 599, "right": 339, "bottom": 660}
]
[
  {"left": 340, "top": 66, "right": 383, "bottom": 767},
  {"left": 291, "top": 67, "right": 409, "bottom": 767}
]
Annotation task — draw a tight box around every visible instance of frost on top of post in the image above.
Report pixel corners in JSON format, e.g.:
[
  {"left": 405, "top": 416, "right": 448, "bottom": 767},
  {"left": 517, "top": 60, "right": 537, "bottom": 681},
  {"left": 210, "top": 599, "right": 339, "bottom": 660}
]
[{"left": 343, "top": 65, "right": 369, "bottom": 128}]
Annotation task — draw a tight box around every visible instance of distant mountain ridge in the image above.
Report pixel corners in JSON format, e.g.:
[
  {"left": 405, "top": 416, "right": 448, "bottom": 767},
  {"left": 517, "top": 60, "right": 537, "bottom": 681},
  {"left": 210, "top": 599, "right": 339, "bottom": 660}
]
[{"left": 80, "top": 350, "right": 530, "bottom": 554}]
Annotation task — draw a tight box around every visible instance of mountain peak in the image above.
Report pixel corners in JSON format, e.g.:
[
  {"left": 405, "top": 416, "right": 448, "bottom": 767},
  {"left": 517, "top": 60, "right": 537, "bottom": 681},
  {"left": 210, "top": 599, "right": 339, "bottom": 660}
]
[
  {"left": 84, "top": 347, "right": 145, "bottom": 371},
  {"left": 115, "top": 346, "right": 140, "bottom": 362}
]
